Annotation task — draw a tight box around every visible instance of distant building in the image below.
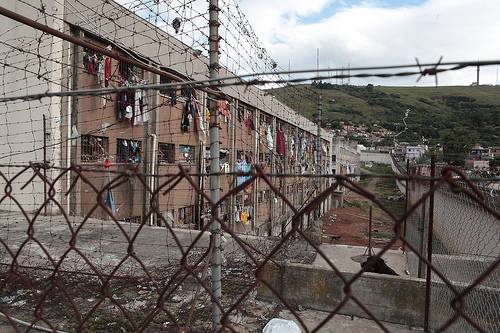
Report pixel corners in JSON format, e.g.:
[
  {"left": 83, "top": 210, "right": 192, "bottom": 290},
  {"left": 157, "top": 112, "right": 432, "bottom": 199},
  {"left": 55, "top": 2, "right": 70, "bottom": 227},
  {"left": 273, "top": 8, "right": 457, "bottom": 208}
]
[
  {"left": 465, "top": 159, "right": 490, "bottom": 170},
  {"left": 376, "top": 145, "right": 393, "bottom": 154},
  {"left": 490, "top": 147, "right": 500, "bottom": 158},
  {"left": 405, "top": 146, "right": 426, "bottom": 161},
  {"left": 331, "top": 138, "right": 360, "bottom": 176},
  {"left": 470, "top": 145, "right": 491, "bottom": 160}
]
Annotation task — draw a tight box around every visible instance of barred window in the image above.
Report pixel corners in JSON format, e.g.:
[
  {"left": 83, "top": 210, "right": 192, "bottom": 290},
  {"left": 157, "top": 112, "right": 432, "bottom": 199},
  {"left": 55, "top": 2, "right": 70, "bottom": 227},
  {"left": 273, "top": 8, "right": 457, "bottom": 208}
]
[
  {"left": 81, "top": 135, "right": 108, "bottom": 162},
  {"left": 258, "top": 191, "right": 263, "bottom": 203},
  {"left": 179, "top": 145, "right": 195, "bottom": 163},
  {"left": 158, "top": 143, "right": 175, "bottom": 164},
  {"left": 117, "top": 139, "right": 142, "bottom": 163},
  {"left": 259, "top": 152, "right": 271, "bottom": 165},
  {"left": 178, "top": 206, "right": 194, "bottom": 225},
  {"left": 119, "top": 61, "right": 142, "bottom": 82},
  {"left": 159, "top": 74, "right": 174, "bottom": 96}
]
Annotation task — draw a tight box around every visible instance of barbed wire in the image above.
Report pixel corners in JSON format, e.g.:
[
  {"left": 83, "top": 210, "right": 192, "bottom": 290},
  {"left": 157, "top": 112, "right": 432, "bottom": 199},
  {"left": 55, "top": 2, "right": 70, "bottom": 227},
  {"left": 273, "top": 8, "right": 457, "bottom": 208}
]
[{"left": 1, "top": 59, "right": 498, "bottom": 102}]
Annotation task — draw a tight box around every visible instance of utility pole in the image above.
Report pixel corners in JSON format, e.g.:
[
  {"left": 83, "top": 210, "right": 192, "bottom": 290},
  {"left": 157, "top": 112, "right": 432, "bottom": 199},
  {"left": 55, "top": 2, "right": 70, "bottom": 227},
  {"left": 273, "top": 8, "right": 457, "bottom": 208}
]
[
  {"left": 316, "top": 48, "right": 320, "bottom": 78},
  {"left": 43, "top": 114, "right": 47, "bottom": 216},
  {"left": 315, "top": 94, "right": 322, "bottom": 219},
  {"left": 208, "top": 0, "right": 222, "bottom": 329}
]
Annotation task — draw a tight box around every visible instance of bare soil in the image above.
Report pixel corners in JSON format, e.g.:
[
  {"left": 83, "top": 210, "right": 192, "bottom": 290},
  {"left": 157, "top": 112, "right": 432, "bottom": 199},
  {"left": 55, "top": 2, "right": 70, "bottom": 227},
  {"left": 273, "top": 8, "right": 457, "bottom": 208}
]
[{"left": 321, "top": 171, "right": 405, "bottom": 250}]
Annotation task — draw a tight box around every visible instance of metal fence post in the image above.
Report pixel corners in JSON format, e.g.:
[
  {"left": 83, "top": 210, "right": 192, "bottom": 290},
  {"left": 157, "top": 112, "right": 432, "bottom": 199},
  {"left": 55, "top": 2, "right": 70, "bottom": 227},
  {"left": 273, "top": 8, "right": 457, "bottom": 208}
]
[
  {"left": 403, "top": 159, "right": 410, "bottom": 253},
  {"left": 43, "top": 114, "right": 48, "bottom": 216},
  {"left": 424, "top": 154, "right": 436, "bottom": 332},
  {"left": 316, "top": 95, "right": 322, "bottom": 220},
  {"left": 208, "top": 0, "right": 222, "bottom": 328},
  {"left": 418, "top": 197, "right": 427, "bottom": 279}
]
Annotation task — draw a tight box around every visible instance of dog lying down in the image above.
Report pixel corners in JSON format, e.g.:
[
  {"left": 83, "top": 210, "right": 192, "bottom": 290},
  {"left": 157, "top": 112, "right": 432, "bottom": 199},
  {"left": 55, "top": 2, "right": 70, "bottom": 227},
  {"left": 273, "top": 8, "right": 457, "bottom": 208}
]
[{"left": 361, "top": 256, "right": 398, "bottom": 276}]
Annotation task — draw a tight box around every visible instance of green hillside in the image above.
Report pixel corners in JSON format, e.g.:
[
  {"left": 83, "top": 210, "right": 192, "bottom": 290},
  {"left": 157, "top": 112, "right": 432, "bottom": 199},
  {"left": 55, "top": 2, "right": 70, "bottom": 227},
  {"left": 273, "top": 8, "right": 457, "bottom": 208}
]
[{"left": 271, "top": 84, "right": 500, "bottom": 148}]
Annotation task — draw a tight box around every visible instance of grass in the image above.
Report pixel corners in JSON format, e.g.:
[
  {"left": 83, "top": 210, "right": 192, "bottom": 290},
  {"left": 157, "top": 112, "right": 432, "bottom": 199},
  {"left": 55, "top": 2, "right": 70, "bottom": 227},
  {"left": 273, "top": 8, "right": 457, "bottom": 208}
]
[
  {"left": 359, "top": 163, "right": 406, "bottom": 219},
  {"left": 272, "top": 84, "right": 500, "bottom": 146}
]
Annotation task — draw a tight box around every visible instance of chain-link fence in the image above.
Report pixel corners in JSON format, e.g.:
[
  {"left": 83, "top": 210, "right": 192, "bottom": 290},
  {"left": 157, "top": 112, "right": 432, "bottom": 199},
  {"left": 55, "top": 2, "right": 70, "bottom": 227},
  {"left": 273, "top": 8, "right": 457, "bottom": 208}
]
[
  {"left": 404, "top": 165, "right": 500, "bottom": 333},
  {"left": 0, "top": 163, "right": 498, "bottom": 332}
]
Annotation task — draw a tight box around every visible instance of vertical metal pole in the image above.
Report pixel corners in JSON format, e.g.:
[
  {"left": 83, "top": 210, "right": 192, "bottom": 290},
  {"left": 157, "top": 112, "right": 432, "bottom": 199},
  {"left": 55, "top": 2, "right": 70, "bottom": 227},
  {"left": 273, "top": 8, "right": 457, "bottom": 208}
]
[
  {"left": 43, "top": 114, "right": 47, "bottom": 216},
  {"left": 418, "top": 198, "right": 427, "bottom": 279},
  {"left": 368, "top": 205, "right": 373, "bottom": 255},
  {"left": 253, "top": 109, "right": 260, "bottom": 231},
  {"left": 208, "top": 0, "right": 222, "bottom": 328},
  {"left": 424, "top": 154, "right": 436, "bottom": 332},
  {"left": 315, "top": 94, "right": 322, "bottom": 219},
  {"left": 403, "top": 159, "right": 410, "bottom": 253},
  {"left": 229, "top": 99, "right": 237, "bottom": 232},
  {"left": 269, "top": 116, "right": 276, "bottom": 235}
]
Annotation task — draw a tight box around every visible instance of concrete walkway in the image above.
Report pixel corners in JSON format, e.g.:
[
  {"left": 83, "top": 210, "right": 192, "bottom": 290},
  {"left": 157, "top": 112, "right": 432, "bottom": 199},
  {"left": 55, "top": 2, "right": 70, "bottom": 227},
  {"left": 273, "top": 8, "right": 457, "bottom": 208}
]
[
  {"left": 313, "top": 244, "right": 409, "bottom": 276},
  {"left": 279, "top": 309, "right": 422, "bottom": 332}
]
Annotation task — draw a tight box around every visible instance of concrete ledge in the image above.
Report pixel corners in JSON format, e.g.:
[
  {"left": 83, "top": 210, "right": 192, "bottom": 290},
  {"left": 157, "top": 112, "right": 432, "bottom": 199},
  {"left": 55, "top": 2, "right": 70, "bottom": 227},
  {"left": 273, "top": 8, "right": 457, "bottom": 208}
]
[{"left": 258, "top": 262, "right": 426, "bottom": 327}]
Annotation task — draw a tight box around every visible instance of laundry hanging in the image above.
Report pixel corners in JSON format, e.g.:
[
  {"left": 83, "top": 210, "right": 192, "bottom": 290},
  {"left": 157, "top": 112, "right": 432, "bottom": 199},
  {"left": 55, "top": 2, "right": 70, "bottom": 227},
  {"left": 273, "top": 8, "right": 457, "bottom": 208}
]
[
  {"left": 244, "top": 116, "right": 255, "bottom": 135},
  {"left": 276, "top": 129, "right": 286, "bottom": 156},
  {"left": 104, "top": 57, "right": 111, "bottom": 86},
  {"left": 181, "top": 102, "right": 190, "bottom": 133},
  {"left": 104, "top": 160, "right": 116, "bottom": 215},
  {"left": 236, "top": 159, "right": 251, "bottom": 187},
  {"left": 267, "top": 125, "right": 274, "bottom": 151},
  {"left": 169, "top": 89, "right": 177, "bottom": 106}
]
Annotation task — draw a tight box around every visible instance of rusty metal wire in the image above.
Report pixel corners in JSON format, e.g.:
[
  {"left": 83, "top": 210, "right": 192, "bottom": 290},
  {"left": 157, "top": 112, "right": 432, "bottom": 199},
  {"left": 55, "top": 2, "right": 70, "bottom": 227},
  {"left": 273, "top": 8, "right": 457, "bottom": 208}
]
[{"left": 0, "top": 163, "right": 498, "bottom": 332}]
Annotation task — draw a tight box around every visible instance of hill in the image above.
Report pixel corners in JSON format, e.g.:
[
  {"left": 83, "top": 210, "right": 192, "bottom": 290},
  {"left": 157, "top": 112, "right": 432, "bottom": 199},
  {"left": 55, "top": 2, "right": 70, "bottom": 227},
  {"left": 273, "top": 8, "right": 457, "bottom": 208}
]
[{"left": 271, "top": 84, "right": 500, "bottom": 148}]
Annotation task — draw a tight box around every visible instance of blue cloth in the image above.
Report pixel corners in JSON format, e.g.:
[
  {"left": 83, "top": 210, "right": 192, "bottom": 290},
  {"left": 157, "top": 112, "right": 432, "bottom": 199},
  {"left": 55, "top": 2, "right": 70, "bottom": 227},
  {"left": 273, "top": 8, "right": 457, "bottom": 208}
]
[
  {"left": 236, "top": 161, "right": 251, "bottom": 187},
  {"left": 104, "top": 171, "right": 116, "bottom": 214}
]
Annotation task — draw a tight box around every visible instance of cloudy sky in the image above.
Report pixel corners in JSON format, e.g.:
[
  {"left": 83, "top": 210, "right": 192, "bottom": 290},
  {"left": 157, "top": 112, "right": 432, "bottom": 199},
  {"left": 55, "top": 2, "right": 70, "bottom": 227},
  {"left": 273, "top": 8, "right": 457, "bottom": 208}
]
[{"left": 237, "top": 0, "right": 500, "bottom": 86}]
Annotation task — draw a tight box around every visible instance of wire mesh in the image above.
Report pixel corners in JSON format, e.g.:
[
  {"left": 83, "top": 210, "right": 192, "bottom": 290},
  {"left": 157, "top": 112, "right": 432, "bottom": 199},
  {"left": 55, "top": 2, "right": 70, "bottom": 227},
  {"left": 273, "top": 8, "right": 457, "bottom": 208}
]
[{"left": 0, "top": 1, "right": 499, "bottom": 332}]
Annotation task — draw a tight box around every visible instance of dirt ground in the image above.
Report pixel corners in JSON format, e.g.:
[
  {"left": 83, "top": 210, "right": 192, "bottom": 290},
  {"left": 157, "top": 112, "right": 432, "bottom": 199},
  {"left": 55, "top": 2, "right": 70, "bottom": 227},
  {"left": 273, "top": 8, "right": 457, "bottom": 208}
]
[{"left": 321, "top": 168, "right": 405, "bottom": 250}]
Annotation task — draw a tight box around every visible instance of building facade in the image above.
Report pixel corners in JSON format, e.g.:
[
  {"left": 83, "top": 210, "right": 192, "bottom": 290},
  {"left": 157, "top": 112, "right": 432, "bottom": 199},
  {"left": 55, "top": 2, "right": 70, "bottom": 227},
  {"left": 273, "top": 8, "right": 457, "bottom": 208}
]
[
  {"left": 0, "top": 0, "right": 333, "bottom": 236},
  {"left": 331, "top": 138, "right": 360, "bottom": 176}
]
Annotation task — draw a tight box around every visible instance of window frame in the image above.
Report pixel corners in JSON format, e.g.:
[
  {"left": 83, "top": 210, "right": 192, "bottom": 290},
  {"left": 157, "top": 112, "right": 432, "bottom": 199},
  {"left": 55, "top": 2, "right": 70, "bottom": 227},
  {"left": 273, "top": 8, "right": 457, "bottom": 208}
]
[
  {"left": 179, "top": 144, "right": 195, "bottom": 164},
  {"left": 158, "top": 142, "right": 175, "bottom": 164},
  {"left": 116, "top": 138, "right": 142, "bottom": 164},
  {"left": 80, "top": 135, "right": 109, "bottom": 163}
]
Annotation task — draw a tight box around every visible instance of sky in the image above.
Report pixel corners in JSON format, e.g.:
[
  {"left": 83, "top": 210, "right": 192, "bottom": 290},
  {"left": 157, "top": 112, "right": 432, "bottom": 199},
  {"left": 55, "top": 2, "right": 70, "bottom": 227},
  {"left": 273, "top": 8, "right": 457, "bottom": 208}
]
[{"left": 237, "top": 0, "right": 500, "bottom": 86}]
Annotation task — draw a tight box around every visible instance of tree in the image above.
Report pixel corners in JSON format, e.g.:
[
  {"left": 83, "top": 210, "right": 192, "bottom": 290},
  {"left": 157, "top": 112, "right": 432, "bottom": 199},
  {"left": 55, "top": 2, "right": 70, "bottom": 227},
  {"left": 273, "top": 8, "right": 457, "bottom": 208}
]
[
  {"left": 490, "top": 156, "right": 500, "bottom": 168},
  {"left": 439, "top": 128, "right": 478, "bottom": 165},
  {"left": 366, "top": 84, "right": 374, "bottom": 92}
]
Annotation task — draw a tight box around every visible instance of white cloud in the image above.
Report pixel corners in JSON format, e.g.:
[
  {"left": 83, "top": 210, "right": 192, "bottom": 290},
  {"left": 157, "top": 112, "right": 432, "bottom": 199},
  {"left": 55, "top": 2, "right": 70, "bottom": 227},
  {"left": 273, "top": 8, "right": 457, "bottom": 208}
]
[{"left": 239, "top": 0, "right": 500, "bottom": 86}]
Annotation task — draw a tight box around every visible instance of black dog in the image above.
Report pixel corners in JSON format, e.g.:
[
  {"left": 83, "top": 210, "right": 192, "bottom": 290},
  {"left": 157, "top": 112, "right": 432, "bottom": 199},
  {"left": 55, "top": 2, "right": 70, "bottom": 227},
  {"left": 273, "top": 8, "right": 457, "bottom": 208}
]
[{"left": 361, "top": 256, "right": 398, "bottom": 276}]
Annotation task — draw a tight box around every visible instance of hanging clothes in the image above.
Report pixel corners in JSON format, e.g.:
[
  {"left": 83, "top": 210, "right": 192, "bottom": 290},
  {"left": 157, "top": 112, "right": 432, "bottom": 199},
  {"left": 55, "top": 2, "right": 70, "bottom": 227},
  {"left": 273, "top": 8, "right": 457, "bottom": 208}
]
[
  {"left": 141, "top": 92, "right": 150, "bottom": 123},
  {"left": 276, "top": 129, "right": 286, "bottom": 156},
  {"left": 125, "top": 105, "right": 133, "bottom": 119},
  {"left": 104, "top": 57, "right": 111, "bottom": 86},
  {"left": 219, "top": 100, "right": 229, "bottom": 117},
  {"left": 240, "top": 209, "right": 248, "bottom": 224},
  {"left": 237, "top": 108, "right": 243, "bottom": 122},
  {"left": 134, "top": 90, "right": 143, "bottom": 125},
  {"left": 236, "top": 160, "right": 251, "bottom": 187},
  {"left": 244, "top": 117, "right": 254, "bottom": 135},
  {"left": 181, "top": 102, "right": 190, "bottom": 133},
  {"left": 260, "top": 125, "right": 267, "bottom": 146},
  {"left": 88, "top": 56, "right": 95, "bottom": 75},
  {"left": 267, "top": 125, "right": 274, "bottom": 151},
  {"left": 104, "top": 168, "right": 116, "bottom": 215},
  {"left": 97, "top": 60, "right": 105, "bottom": 86},
  {"left": 169, "top": 89, "right": 177, "bottom": 106},
  {"left": 193, "top": 93, "right": 206, "bottom": 142}
]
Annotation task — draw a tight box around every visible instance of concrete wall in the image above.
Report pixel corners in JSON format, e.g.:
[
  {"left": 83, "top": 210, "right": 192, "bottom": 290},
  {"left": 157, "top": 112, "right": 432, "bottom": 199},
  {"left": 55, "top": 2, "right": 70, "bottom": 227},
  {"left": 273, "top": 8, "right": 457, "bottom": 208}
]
[
  {"left": 258, "top": 262, "right": 500, "bottom": 331},
  {"left": 360, "top": 151, "right": 392, "bottom": 165},
  {"left": 409, "top": 182, "right": 499, "bottom": 257},
  {"left": 258, "top": 262, "right": 426, "bottom": 327},
  {"left": 0, "top": 0, "right": 65, "bottom": 212}
]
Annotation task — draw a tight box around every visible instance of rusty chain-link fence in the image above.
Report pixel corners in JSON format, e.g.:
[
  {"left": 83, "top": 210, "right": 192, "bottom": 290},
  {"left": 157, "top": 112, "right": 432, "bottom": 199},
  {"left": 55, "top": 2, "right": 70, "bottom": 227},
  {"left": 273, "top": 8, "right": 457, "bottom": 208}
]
[{"left": 0, "top": 162, "right": 498, "bottom": 332}]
